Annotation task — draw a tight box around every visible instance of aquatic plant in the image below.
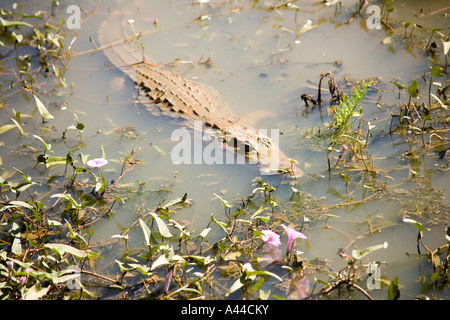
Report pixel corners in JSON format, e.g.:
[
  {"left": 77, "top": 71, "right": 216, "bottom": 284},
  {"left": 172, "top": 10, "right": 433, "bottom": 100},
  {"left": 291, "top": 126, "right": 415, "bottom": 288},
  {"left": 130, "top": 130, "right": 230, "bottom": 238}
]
[{"left": 331, "top": 80, "right": 370, "bottom": 134}]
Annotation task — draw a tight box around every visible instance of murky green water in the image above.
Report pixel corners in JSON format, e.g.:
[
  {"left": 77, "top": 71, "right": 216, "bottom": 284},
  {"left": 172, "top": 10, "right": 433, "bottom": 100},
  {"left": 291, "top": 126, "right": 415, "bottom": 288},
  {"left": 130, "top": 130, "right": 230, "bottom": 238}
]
[{"left": 0, "top": 0, "right": 449, "bottom": 299}]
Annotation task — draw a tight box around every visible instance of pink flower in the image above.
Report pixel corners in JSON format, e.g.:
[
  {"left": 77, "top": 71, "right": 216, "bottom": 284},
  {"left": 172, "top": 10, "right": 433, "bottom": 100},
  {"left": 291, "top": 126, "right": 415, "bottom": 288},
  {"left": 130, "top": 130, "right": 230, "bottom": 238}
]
[
  {"left": 87, "top": 158, "right": 108, "bottom": 168},
  {"left": 261, "top": 229, "right": 281, "bottom": 247},
  {"left": 281, "top": 224, "right": 307, "bottom": 255}
]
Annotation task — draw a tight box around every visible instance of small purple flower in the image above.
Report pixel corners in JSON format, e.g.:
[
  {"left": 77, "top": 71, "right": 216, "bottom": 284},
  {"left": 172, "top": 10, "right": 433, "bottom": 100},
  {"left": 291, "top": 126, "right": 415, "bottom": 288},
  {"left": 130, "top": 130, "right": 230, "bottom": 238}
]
[
  {"left": 164, "top": 270, "right": 173, "bottom": 293},
  {"left": 261, "top": 229, "right": 281, "bottom": 247},
  {"left": 338, "top": 145, "right": 348, "bottom": 159},
  {"left": 7, "top": 261, "right": 14, "bottom": 271},
  {"left": 19, "top": 268, "right": 31, "bottom": 286},
  {"left": 281, "top": 224, "right": 307, "bottom": 255},
  {"left": 87, "top": 158, "right": 108, "bottom": 168}
]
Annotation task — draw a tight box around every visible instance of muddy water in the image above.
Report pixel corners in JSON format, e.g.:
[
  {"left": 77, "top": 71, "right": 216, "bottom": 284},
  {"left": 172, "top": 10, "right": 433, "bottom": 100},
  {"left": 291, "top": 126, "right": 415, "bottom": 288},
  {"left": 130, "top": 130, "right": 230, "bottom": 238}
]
[{"left": 1, "top": 0, "right": 449, "bottom": 299}]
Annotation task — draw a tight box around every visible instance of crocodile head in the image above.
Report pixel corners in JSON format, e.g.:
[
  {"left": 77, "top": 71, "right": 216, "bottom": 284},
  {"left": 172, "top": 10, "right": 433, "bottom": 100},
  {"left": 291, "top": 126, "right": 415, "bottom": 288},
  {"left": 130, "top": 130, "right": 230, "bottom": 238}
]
[{"left": 222, "top": 122, "right": 303, "bottom": 178}]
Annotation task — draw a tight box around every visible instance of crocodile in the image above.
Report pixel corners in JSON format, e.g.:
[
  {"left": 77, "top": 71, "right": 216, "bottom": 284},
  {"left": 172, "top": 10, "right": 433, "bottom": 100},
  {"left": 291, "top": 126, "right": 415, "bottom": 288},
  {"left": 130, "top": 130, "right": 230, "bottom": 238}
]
[{"left": 97, "top": 14, "right": 302, "bottom": 177}]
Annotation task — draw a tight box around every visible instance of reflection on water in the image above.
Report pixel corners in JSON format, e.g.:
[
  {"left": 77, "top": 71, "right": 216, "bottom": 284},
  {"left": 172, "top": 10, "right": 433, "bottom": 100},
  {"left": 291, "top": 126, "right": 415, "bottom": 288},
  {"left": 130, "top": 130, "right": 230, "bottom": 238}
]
[{"left": 0, "top": 0, "right": 448, "bottom": 299}]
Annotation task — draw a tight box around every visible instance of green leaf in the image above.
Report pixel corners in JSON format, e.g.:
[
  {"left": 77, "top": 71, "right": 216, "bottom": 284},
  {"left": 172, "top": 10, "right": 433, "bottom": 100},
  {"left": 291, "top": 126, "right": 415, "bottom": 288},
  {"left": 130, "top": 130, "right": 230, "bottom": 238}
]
[
  {"left": 13, "top": 167, "right": 31, "bottom": 184},
  {"left": 431, "top": 28, "right": 444, "bottom": 34},
  {"left": 388, "top": 276, "right": 400, "bottom": 300},
  {"left": 160, "top": 195, "right": 186, "bottom": 209},
  {"left": 214, "top": 193, "right": 233, "bottom": 209},
  {"left": 446, "top": 226, "right": 450, "bottom": 244},
  {"left": 225, "top": 278, "right": 245, "bottom": 297},
  {"left": 430, "top": 272, "right": 440, "bottom": 283},
  {"left": 0, "top": 17, "right": 33, "bottom": 28},
  {"left": 32, "top": 94, "right": 54, "bottom": 120},
  {"left": 150, "top": 212, "right": 173, "bottom": 238},
  {"left": 11, "top": 31, "right": 23, "bottom": 43},
  {"left": 9, "top": 200, "right": 34, "bottom": 209},
  {"left": 45, "top": 243, "right": 87, "bottom": 259},
  {"left": 210, "top": 213, "right": 228, "bottom": 234},
  {"left": 115, "top": 260, "right": 150, "bottom": 277},
  {"left": 179, "top": 287, "right": 202, "bottom": 295},
  {"left": 94, "top": 173, "right": 106, "bottom": 195},
  {"left": 65, "top": 219, "right": 87, "bottom": 245},
  {"left": 268, "top": 198, "right": 277, "bottom": 208},
  {"left": 128, "top": 263, "right": 151, "bottom": 275},
  {"left": 47, "top": 269, "right": 79, "bottom": 284},
  {"left": 252, "top": 215, "right": 271, "bottom": 223},
  {"left": 389, "top": 81, "right": 406, "bottom": 90},
  {"left": 73, "top": 113, "right": 84, "bottom": 131},
  {"left": 11, "top": 118, "right": 24, "bottom": 135},
  {"left": 33, "top": 135, "right": 51, "bottom": 151},
  {"left": 114, "top": 196, "right": 125, "bottom": 204},
  {"left": 45, "top": 156, "right": 68, "bottom": 168},
  {"left": 115, "top": 260, "right": 131, "bottom": 273},
  {"left": 11, "top": 222, "right": 22, "bottom": 256},
  {"left": 47, "top": 219, "right": 62, "bottom": 226},
  {"left": 23, "top": 282, "right": 50, "bottom": 300},
  {"left": 0, "top": 124, "right": 16, "bottom": 135},
  {"left": 248, "top": 269, "right": 283, "bottom": 282},
  {"left": 249, "top": 205, "right": 266, "bottom": 220},
  {"left": 442, "top": 40, "right": 450, "bottom": 56},
  {"left": 150, "top": 254, "right": 171, "bottom": 271},
  {"left": 51, "top": 193, "right": 80, "bottom": 209},
  {"left": 430, "top": 65, "right": 444, "bottom": 78},
  {"left": 408, "top": 80, "right": 418, "bottom": 98},
  {"left": 139, "top": 219, "right": 152, "bottom": 246},
  {"left": 352, "top": 242, "right": 388, "bottom": 260},
  {"left": 199, "top": 227, "right": 211, "bottom": 238},
  {"left": 403, "top": 218, "right": 430, "bottom": 232},
  {"left": 184, "top": 255, "right": 215, "bottom": 266}
]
